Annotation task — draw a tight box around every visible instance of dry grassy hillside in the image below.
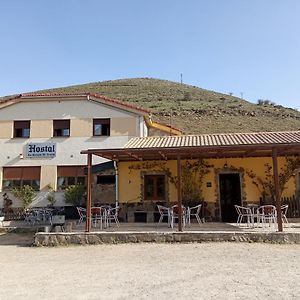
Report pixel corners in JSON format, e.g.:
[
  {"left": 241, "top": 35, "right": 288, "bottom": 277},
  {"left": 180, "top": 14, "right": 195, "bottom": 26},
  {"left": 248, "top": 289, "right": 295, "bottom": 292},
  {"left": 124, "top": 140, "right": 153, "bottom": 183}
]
[{"left": 38, "top": 78, "right": 300, "bottom": 134}]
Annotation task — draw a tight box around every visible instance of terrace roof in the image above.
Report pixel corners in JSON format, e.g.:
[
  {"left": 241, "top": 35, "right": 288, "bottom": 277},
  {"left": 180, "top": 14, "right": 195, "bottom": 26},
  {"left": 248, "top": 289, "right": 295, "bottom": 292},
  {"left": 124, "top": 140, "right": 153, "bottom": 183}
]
[{"left": 81, "top": 131, "right": 300, "bottom": 161}]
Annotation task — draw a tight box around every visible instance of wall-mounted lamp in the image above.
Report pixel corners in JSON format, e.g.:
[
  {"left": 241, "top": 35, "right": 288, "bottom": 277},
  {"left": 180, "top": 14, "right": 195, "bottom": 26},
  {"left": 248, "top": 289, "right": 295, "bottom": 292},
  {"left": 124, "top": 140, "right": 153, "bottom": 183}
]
[{"left": 19, "top": 153, "right": 24, "bottom": 159}]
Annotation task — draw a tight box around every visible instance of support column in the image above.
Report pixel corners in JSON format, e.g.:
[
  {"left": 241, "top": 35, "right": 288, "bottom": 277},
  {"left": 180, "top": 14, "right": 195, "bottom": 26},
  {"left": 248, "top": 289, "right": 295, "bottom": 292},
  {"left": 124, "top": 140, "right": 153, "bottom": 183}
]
[
  {"left": 85, "top": 153, "right": 93, "bottom": 232},
  {"left": 272, "top": 148, "right": 283, "bottom": 232},
  {"left": 177, "top": 155, "right": 183, "bottom": 232}
]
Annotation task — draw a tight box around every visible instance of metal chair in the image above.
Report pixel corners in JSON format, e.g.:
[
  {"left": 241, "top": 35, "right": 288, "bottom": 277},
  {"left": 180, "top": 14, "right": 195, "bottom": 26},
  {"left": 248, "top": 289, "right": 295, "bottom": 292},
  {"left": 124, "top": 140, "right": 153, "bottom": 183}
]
[
  {"left": 170, "top": 205, "right": 186, "bottom": 228},
  {"left": 256, "top": 205, "right": 277, "bottom": 227},
  {"left": 157, "top": 205, "right": 171, "bottom": 227},
  {"left": 106, "top": 206, "right": 120, "bottom": 227},
  {"left": 76, "top": 207, "right": 86, "bottom": 225},
  {"left": 186, "top": 204, "right": 202, "bottom": 226},
  {"left": 234, "top": 205, "right": 253, "bottom": 227},
  {"left": 281, "top": 204, "right": 289, "bottom": 223},
  {"left": 91, "top": 207, "right": 106, "bottom": 229}
]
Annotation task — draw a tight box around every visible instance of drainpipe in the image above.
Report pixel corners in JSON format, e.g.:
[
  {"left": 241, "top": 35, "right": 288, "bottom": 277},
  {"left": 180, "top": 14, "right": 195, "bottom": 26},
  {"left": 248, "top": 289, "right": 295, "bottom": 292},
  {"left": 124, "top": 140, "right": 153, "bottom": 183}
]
[{"left": 114, "top": 161, "right": 119, "bottom": 208}]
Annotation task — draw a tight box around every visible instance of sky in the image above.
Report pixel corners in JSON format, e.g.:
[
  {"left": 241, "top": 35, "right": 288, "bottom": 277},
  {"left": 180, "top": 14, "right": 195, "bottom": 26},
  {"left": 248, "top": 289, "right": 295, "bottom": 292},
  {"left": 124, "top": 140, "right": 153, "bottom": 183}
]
[{"left": 0, "top": 0, "right": 299, "bottom": 109}]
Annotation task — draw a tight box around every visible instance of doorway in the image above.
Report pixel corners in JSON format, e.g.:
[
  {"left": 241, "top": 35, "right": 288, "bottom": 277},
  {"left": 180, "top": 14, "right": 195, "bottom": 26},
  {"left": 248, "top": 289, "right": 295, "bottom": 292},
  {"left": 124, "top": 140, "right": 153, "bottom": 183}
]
[{"left": 219, "top": 173, "right": 242, "bottom": 222}]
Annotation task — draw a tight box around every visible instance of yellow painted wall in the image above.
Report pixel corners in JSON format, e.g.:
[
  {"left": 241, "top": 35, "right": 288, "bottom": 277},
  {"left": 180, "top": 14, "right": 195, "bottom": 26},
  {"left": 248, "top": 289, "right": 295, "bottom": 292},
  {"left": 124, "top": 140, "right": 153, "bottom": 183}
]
[
  {"left": 30, "top": 120, "right": 52, "bottom": 138},
  {"left": 40, "top": 165, "right": 57, "bottom": 191},
  {"left": 118, "top": 157, "right": 297, "bottom": 204},
  {"left": 111, "top": 117, "right": 137, "bottom": 136},
  {"left": 0, "top": 121, "right": 12, "bottom": 138},
  {"left": 118, "top": 161, "right": 177, "bottom": 203},
  {"left": 71, "top": 119, "right": 92, "bottom": 137}
]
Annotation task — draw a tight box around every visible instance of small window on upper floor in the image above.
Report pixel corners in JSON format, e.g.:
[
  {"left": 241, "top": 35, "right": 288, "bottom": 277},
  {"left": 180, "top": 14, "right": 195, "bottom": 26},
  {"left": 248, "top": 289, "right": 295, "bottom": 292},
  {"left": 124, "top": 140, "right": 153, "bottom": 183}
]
[
  {"left": 53, "top": 120, "right": 70, "bottom": 137},
  {"left": 14, "top": 121, "right": 30, "bottom": 138},
  {"left": 93, "top": 119, "right": 110, "bottom": 136}
]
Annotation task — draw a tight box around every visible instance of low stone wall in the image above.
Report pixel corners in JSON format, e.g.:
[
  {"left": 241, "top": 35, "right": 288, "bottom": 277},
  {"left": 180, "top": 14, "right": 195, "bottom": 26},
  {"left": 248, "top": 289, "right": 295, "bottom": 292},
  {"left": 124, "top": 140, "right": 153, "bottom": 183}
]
[{"left": 34, "top": 231, "right": 300, "bottom": 246}]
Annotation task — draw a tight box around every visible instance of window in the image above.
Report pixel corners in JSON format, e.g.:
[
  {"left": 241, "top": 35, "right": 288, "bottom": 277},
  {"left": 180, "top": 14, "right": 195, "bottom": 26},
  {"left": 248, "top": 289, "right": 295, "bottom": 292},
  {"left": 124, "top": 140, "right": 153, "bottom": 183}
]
[
  {"left": 93, "top": 119, "right": 110, "bottom": 136},
  {"left": 53, "top": 120, "right": 70, "bottom": 137},
  {"left": 97, "top": 175, "right": 115, "bottom": 185},
  {"left": 2, "top": 167, "right": 41, "bottom": 191},
  {"left": 57, "top": 166, "right": 85, "bottom": 190},
  {"left": 144, "top": 175, "right": 166, "bottom": 201},
  {"left": 14, "top": 121, "right": 30, "bottom": 138}
]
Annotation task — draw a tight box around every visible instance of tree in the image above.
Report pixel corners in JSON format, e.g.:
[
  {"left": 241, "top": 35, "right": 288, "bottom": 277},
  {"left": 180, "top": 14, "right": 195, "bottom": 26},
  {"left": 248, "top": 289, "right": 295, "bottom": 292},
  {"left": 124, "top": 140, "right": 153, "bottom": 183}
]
[
  {"left": 246, "top": 157, "right": 300, "bottom": 203},
  {"left": 181, "top": 160, "right": 212, "bottom": 207},
  {"left": 64, "top": 184, "right": 86, "bottom": 206},
  {"left": 12, "top": 185, "right": 36, "bottom": 209}
]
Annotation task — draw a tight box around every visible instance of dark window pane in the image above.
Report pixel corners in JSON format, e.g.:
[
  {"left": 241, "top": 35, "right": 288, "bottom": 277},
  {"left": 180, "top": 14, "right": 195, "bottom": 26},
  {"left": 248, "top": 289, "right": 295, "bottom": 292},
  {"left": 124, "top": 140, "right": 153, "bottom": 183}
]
[
  {"left": 53, "top": 120, "right": 70, "bottom": 137},
  {"left": 97, "top": 175, "right": 115, "bottom": 185},
  {"left": 14, "top": 121, "right": 30, "bottom": 138},
  {"left": 144, "top": 175, "right": 165, "bottom": 200},
  {"left": 93, "top": 119, "right": 110, "bottom": 136},
  {"left": 157, "top": 177, "right": 165, "bottom": 198},
  {"left": 68, "top": 177, "right": 76, "bottom": 186},
  {"left": 77, "top": 177, "right": 85, "bottom": 185}
]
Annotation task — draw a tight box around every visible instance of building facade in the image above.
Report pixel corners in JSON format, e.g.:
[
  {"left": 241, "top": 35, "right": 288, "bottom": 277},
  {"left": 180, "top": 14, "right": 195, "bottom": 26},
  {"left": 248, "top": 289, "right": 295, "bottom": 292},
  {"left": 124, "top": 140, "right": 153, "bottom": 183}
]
[{"left": 0, "top": 93, "right": 180, "bottom": 208}]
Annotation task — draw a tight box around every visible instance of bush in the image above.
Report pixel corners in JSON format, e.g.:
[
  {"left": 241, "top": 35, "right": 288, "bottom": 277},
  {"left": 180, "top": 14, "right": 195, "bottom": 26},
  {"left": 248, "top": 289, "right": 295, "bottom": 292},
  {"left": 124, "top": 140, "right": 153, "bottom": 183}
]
[
  {"left": 12, "top": 185, "right": 36, "bottom": 209},
  {"left": 64, "top": 185, "right": 86, "bottom": 206}
]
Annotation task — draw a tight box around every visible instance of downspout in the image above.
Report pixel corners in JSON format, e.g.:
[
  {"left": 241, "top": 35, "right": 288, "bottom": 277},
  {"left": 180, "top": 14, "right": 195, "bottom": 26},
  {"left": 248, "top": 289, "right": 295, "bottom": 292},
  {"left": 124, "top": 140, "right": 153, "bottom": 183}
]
[{"left": 114, "top": 161, "right": 119, "bottom": 208}]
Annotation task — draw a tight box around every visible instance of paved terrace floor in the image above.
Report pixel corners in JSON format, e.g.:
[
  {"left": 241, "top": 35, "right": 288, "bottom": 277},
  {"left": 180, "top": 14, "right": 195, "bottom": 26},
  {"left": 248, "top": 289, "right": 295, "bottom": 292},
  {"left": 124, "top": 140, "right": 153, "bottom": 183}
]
[{"left": 1, "top": 220, "right": 300, "bottom": 233}]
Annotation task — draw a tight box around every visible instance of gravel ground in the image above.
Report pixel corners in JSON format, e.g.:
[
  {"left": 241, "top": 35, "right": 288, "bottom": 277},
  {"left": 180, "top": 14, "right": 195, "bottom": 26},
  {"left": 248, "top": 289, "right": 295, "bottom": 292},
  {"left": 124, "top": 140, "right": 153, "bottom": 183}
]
[{"left": 0, "top": 234, "right": 299, "bottom": 300}]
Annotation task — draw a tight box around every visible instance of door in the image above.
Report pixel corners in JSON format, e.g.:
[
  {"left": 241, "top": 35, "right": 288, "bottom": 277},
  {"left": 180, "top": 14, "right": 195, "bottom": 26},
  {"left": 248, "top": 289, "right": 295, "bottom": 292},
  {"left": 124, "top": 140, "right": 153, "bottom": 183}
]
[{"left": 219, "top": 173, "right": 241, "bottom": 222}]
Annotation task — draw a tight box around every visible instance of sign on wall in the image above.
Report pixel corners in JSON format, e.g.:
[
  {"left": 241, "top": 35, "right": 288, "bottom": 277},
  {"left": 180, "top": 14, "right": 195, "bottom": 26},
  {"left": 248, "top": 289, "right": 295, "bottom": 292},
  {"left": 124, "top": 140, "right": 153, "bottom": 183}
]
[{"left": 25, "top": 143, "right": 57, "bottom": 158}]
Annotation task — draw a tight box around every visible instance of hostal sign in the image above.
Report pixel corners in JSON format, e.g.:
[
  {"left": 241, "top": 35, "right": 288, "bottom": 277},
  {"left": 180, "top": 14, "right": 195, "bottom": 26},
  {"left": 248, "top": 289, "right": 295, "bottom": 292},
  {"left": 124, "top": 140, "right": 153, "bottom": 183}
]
[{"left": 25, "top": 143, "right": 56, "bottom": 158}]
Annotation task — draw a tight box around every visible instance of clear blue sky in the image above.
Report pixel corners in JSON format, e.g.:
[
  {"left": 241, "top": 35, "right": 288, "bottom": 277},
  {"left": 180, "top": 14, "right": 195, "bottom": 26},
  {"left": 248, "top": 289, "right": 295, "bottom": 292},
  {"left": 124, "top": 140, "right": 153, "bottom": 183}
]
[{"left": 1, "top": 0, "right": 299, "bottom": 109}]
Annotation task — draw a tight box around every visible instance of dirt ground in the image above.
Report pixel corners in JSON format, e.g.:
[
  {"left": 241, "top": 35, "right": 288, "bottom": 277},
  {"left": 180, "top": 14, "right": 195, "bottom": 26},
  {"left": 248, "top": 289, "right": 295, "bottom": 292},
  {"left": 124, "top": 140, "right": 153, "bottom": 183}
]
[{"left": 0, "top": 233, "right": 299, "bottom": 300}]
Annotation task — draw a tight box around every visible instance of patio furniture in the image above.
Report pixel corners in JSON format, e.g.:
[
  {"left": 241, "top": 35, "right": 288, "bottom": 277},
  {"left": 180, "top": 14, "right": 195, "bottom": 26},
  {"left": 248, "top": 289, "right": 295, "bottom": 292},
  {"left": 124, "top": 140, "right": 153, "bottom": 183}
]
[
  {"left": 91, "top": 207, "right": 106, "bottom": 229},
  {"left": 256, "top": 205, "right": 277, "bottom": 227},
  {"left": 281, "top": 204, "right": 289, "bottom": 223},
  {"left": 170, "top": 205, "right": 186, "bottom": 229},
  {"left": 186, "top": 204, "right": 202, "bottom": 226},
  {"left": 76, "top": 207, "right": 86, "bottom": 225},
  {"left": 24, "top": 209, "right": 43, "bottom": 226},
  {"left": 157, "top": 205, "right": 171, "bottom": 227},
  {"left": 234, "top": 205, "right": 253, "bottom": 227},
  {"left": 106, "top": 206, "right": 120, "bottom": 227}
]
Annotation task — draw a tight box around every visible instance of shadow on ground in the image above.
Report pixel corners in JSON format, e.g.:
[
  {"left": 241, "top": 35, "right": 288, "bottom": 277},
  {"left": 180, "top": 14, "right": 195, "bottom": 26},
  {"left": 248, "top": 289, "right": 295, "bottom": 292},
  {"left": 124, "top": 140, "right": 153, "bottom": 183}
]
[{"left": 0, "top": 232, "right": 35, "bottom": 247}]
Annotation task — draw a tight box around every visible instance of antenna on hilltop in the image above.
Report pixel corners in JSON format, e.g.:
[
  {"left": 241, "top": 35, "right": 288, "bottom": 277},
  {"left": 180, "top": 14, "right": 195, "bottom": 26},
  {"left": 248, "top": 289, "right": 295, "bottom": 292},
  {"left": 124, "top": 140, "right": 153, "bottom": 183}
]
[{"left": 180, "top": 73, "right": 183, "bottom": 84}]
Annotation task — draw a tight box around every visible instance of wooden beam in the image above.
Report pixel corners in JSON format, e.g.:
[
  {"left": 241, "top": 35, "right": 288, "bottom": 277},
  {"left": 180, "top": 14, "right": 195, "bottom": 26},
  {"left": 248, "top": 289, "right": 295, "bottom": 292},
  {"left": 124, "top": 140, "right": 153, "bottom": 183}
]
[
  {"left": 85, "top": 153, "right": 93, "bottom": 232},
  {"left": 272, "top": 148, "right": 283, "bottom": 232},
  {"left": 177, "top": 154, "right": 183, "bottom": 232},
  {"left": 158, "top": 151, "right": 167, "bottom": 160}
]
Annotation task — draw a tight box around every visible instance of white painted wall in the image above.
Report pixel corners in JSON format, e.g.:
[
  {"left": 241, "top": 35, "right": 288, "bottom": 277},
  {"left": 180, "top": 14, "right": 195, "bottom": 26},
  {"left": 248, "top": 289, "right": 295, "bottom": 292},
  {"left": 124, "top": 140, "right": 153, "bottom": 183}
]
[{"left": 0, "top": 99, "right": 138, "bottom": 120}]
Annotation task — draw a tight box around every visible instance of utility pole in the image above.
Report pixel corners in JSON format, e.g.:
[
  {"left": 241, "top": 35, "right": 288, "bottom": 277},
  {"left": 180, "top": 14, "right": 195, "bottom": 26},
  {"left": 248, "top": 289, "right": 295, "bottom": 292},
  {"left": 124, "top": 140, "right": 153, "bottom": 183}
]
[{"left": 180, "top": 73, "right": 183, "bottom": 84}]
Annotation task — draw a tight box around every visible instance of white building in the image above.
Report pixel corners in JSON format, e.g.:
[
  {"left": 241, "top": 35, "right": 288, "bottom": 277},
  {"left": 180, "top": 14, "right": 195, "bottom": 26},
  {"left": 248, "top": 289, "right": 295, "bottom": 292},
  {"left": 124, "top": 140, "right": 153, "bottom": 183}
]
[{"left": 0, "top": 93, "right": 180, "bottom": 208}]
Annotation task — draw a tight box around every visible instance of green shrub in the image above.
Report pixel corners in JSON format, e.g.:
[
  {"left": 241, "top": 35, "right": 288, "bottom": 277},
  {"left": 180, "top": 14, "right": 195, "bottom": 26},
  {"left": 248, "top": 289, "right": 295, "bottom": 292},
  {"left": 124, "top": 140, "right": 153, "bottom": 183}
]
[
  {"left": 12, "top": 185, "right": 36, "bottom": 209},
  {"left": 64, "top": 185, "right": 86, "bottom": 206}
]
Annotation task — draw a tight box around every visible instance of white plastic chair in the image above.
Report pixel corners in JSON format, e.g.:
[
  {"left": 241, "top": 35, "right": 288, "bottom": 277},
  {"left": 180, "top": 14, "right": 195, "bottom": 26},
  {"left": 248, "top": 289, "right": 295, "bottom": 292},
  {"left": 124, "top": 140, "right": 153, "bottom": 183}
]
[
  {"left": 186, "top": 204, "right": 202, "bottom": 226},
  {"left": 170, "top": 205, "right": 186, "bottom": 228},
  {"left": 76, "top": 207, "right": 86, "bottom": 225},
  {"left": 256, "top": 205, "right": 277, "bottom": 227},
  {"left": 157, "top": 205, "right": 171, "bottom": 227},
  {"left": 280, "top": 205, "right": 289, "bottom": 223},
  {"left": 106, "top": 206, "right": 120, "bottom": 227},
  {"left": 234, "top": 205, "right": 253, "bottom": 227},
  {"left": 91, "top": 207, "right": 106, "bottom": 229}
]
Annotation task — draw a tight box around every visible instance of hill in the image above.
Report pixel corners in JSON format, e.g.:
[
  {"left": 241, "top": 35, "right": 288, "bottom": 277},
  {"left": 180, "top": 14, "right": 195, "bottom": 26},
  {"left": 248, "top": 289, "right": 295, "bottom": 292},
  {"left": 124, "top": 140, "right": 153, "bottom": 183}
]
[{"left": 37, "top": 78, "right": 300, "bottom": 134}]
